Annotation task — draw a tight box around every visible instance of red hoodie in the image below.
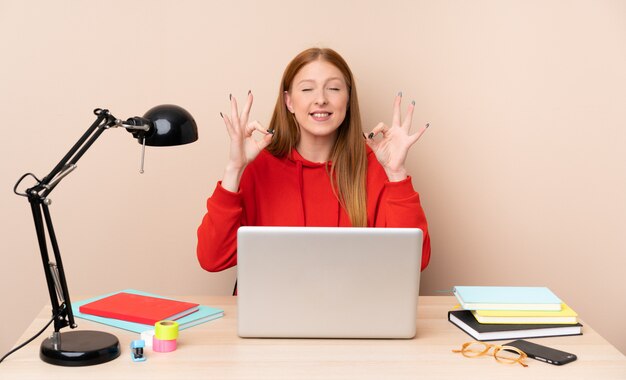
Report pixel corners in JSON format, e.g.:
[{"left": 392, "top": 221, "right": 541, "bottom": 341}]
[{"left": 197, "top": 147, "right": 431, "bottom": 272}]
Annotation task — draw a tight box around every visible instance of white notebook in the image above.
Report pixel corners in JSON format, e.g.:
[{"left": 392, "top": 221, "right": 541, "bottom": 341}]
[{"left": 236, "top": 227, "right": 423, "bottom": 339}]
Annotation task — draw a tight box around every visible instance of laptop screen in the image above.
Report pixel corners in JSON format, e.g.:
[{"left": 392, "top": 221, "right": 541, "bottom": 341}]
[{"left": 237, "top": 227, "right": 423, "bottom": 339}]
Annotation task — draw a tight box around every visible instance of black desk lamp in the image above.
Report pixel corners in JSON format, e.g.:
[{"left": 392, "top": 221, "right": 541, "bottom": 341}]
[{"left": 13, "top": 105, "right": 198, "bottom": 366}]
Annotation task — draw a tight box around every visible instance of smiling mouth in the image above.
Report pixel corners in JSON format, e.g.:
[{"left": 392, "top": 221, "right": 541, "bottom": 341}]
[{"left": 310, "top": 112, "right": 332, "bottom": 118}]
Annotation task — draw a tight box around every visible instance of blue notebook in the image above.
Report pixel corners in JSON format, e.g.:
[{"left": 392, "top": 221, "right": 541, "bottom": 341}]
[
  {"left": 72, "top": 289, "right": 224, "bottom": 333},
  {"left": 453, "top": 286, "right": 562, "bottom": 311}
]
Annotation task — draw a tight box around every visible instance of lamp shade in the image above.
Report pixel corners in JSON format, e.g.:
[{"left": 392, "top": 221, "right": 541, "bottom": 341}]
[{"left": 141, "top": 104, "right": 198, "bottom": 146}]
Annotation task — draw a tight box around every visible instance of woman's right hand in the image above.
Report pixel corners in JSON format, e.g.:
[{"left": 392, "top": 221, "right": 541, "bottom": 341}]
[{"left": 220, "top": 92, "right": 273, "bottom": 192}]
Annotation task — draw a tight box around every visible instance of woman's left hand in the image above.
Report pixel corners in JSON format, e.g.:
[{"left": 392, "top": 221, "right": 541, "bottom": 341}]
[{"left": 366, "top": 93, "right": 429, "bottom": 182}]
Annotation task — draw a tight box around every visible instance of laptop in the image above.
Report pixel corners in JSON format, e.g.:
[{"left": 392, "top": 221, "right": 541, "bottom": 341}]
[{"left": 236, "top": 226, "right": 423, "bottom": 339}]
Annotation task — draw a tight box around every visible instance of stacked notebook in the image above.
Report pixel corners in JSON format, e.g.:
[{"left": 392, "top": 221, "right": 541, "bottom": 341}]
[
  {"left": 73, "top": 289, "right": 224, "bottom": 333},
  {"left": 448, "top": 286, "right": 582, "bottom": 341}
]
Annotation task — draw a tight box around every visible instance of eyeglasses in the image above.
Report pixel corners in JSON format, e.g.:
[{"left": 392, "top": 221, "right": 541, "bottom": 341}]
[{"left": 452, "top": 341, "right": 528, "bottom": 367}]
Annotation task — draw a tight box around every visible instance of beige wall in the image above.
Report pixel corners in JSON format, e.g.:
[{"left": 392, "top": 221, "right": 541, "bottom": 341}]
[{"left": 1, "top": 0, "right": 625, "bottom": 356}]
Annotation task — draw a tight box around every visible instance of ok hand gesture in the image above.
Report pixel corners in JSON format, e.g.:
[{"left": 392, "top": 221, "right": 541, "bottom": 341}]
[
  {"left": 220, "top": 92, "right": 273, "bottom": 191},
  {"left": 365, "top": 93, "right": 429, "bottom": 182}
]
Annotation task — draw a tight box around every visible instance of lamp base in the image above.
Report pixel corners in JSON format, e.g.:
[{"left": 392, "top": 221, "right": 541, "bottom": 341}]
[{"left": 40, "top": 330, "right": 120, "bottom": 366}]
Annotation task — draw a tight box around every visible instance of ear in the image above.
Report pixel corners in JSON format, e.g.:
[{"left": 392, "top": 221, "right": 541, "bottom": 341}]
[{"left": 284, "top": 90, "right": 294, "bottom": 113}]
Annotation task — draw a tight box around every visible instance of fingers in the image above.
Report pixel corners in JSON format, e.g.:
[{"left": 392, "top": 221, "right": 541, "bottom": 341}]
[
  {"left": 403, "top": 100, "right": 416, "bottom": 131},
  {"left": 230, "top": 94, "right": 241, "bottom": 127},
  {"left": 367, "top": 122, "right": 387, "bottom": 140},
  {"left": 364, "top": 132, "right": 379, "bottom": 151},
  {"left": 392, "top": 92, "right": 402, "bottom": 127},
  {"left": 221, "top": 113, "right": 236, "bottom": 135},
  {"left": 222, "top": 91, "right": 254, "bottom": 134},
  {"left": 247, "top": 120, "right": 274, "bottom": 150},
  {"left": 258, "top": 130, "right": 274, "bottom": 150},
  {"left": 364, "top": 122, "right": 386, "bottom": 151},
  {"left": 245, "top": 120, "right": 268, "bottom": 137},
  {"left": 408, "top": 123, "right": 430, "bottom": 145},
  {"left": 240, "top": 91, "right": 253, "bottom": 128},
  {"left": 392, "top": 92, "right": 417, "bottom": 132}
]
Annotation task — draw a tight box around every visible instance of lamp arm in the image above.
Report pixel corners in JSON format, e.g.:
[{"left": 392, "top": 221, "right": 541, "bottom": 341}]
[
  {"left": 21, "top": 109, "right": 120, "bottom": 334},
  {"left": 40, "top": 126, "right": 108, "bottom": 198},
  {"left": 28, "top": 198, "right": 73, "bottom": 332},
  {"left": 36, "top": 110, "right": 152, "bottom": 197},
  {"left": 36, "top": 110, "right": 113, "bottom": 193}
]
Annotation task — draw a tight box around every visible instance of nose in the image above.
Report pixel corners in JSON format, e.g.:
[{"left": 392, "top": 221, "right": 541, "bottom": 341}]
[{"left": 314, "top": 89, "right": 328, "bottom": 105}]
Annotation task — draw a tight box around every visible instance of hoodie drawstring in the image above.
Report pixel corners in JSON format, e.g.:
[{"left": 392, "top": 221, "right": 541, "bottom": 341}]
[{"left": 296, "top": 160, "right": 306, "bottom": 224}]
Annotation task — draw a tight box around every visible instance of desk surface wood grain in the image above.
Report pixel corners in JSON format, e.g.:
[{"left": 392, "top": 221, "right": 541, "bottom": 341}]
[{"left": 1, "top": 296, "right": 625, "bottom": 380}]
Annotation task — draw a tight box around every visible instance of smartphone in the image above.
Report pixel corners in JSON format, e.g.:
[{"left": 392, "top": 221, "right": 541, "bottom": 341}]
[{"left": 503, "top": 339, "right": 577, "bottom": 365}]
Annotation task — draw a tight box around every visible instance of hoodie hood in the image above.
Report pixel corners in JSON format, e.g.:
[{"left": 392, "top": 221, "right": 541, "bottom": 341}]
[{"left": 287, "top": 148, "right": 331, "bottom": 167}]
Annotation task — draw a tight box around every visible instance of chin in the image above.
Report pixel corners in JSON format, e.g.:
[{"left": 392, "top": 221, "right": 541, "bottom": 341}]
[{"left": 303, "top": 127, "right": 340, "bottom": 139}]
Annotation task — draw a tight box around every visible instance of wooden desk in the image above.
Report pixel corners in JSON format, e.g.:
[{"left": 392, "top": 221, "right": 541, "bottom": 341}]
[{"left": 1, "top": 296, "right": 625, "bottom": 379}]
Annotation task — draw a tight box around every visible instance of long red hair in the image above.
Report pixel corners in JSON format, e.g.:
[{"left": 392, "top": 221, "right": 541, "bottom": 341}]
[{"left": 266, "top": 48, "right": 368, "bottom": 226}]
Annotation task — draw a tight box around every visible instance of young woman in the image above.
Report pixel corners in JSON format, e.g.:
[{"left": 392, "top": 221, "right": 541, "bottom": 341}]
[{"left": 197, "top": 47, "right": 431, "bottom": 274}]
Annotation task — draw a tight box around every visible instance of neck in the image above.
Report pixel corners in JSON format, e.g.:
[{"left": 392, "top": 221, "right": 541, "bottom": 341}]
[{"left": 296, "top": 134, "right": 337, "bottom": 163}]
